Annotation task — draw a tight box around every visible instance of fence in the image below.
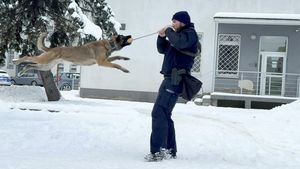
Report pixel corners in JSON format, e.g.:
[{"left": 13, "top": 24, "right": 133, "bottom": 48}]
[{"left": 214, "top": 70, "right": 300, "bottom": 97}]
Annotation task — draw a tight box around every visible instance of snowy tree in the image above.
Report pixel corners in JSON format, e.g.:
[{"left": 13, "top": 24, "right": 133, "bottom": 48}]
[
  {"left": 0, "top": 0, "right": 120, "bottom": 101},
  {"left": 66, "top": 0, "right": 120, "bottom": 44},
  {"left": 0, "top": 0, "right": 119, "bottom": 65}
]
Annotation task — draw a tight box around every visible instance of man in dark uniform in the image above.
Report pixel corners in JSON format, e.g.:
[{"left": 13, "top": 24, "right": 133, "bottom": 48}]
[{"left": 145, "top": 11, "right": 199, "bottom": 162}]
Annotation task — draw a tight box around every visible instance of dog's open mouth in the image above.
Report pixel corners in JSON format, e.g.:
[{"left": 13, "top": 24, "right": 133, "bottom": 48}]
[{"left": 119, "top": 35, "right": 133, "bottom": 47}]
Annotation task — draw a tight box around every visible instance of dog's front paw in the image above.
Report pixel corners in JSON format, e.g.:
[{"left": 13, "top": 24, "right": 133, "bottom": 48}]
[{"left": 122, "top": 69, "right": 130, "bottom": 73}]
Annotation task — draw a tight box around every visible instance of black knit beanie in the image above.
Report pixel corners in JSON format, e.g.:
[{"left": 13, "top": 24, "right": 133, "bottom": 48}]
[{"left": 172, "top": 11, "right": 191, "bottom": 25}]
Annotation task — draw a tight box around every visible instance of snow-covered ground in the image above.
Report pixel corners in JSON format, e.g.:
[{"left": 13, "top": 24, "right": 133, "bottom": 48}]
[{"left": 0, "top": 86, "right": 300, "bottom": 169}]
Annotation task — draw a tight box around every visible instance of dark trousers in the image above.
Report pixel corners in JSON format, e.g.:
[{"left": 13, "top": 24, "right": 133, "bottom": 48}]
[{"left": 150, "top": 78, "right": 180, "bottom": 153}]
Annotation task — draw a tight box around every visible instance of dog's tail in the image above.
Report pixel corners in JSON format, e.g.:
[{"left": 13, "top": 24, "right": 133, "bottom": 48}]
[{"left": 37, "top": 32, "right": 50, "bottom": 52}]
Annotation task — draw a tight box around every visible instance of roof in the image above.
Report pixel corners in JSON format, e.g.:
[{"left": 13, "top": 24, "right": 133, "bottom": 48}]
[{"left": 214, "top": 12, "right": 300, "bottom": 25}]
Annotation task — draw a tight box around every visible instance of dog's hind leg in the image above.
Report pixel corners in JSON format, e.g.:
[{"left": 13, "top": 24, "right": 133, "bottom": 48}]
[
  {"left": 13, "top": 55, "right": 35, "bottom": 65},
  {"left": 107, "top": 56, "right": 130, "bottom": 62},
  {"left": 12, "top": 55, "right": 46, "bottom": 65},
  {"left": 17, "top": 64, "right": 36, "bottom": 76},
  {"left": 99, "top": 60, "right": 129, "bottom": 73},
  {"left": 17, "top": 63, "right": 50, "bottom": 76},
  {"left": 13, "top": 53, "right": 55, "bottom": 65}
]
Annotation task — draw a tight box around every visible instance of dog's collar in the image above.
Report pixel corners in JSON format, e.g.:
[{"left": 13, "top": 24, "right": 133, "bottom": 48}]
[{"left": 105, "top": 40, "right": 121, "bottom": 56}]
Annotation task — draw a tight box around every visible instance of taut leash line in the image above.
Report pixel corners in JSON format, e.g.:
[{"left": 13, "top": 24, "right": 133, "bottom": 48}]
[{"left": 133, "top": 32, "right": 158, "bottom": 41}]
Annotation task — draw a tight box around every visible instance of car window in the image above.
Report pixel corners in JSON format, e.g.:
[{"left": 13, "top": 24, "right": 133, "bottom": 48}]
[
  {"left": 66, "top": 73, "right": 71, "bottom": 78},
  {"left": 73, "top": 74, "right": 80, "bottom": 79},
  {"left": 19, "top": 73, "right": 37, "bottom": 78}
]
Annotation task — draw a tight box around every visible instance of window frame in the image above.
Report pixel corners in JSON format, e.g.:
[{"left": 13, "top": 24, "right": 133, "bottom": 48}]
[
  {"left": 191, "top": 32, "right": 203, "bottom": 73},
  {"left": 216, "top": 33, "right": 241, "bottom": 78}
]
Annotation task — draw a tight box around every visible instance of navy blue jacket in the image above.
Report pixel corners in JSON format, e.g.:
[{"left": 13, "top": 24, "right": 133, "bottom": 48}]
[{"left": 157, "top": 23, "right": 198, "bottom": 75}]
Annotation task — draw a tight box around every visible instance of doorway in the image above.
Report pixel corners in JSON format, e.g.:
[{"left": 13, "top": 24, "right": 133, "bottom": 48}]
[
  {"left": 259, "top": 52, "right": 286, "bottom": 96},
  {"left": 259, "top": 36, "right": 287, "bottom": 96}
]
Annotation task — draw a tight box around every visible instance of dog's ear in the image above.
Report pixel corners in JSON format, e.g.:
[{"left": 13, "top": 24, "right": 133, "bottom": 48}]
[{"left": 116, "top": 35, "right": 121, "bottom": 42}]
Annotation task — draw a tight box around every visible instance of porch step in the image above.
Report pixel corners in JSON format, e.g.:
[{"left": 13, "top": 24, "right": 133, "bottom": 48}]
[
  {"left": 194, "top": 94, "right": 211, "bottom": 106},
  {"left": 202, "top": 95, "right": 212, "bottom": 106},
  {"left": 210, "top": 92, "right": 297, "bottom": 109}
]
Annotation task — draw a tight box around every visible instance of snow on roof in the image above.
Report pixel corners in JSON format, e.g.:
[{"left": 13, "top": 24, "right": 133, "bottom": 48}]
[
  {"left": 214, "top": 12, "right": 300, "bottom": 20},
  {"left": 214, "top": 12, "right": 300, "bottom": 25}
]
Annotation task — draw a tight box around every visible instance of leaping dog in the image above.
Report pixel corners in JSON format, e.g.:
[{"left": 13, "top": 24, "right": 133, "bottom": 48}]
[{"left": 13, "top": 33, "right": 133, "bottom": 75}]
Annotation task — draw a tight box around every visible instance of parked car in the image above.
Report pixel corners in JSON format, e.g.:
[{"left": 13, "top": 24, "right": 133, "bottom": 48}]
[
  {"left": 11, "top": 73, "right": 43, "bottom": 86},
  {"left": 0, "top": 70, "right": 12, "bottom": 86},
  {"left": 55, "top": 72, "right": 80, "bottom": 91}
]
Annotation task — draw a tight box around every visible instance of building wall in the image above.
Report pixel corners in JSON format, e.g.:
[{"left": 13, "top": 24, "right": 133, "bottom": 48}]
[
  {"left": 216, "top": 24, "right": 300, "bottom": 97},
  {"left": 80, "top": 0, "right": 300, "bottom": 101},
  {"left": 218, "top": 24, "right": 300, "bottom": 73}
]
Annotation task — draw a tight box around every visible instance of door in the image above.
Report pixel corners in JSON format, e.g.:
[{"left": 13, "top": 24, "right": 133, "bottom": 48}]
[{"left": 260, "top": 52, "right": 286, "bottom": 96}]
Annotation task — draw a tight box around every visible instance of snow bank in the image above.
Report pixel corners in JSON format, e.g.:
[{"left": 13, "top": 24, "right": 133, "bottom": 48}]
[
  {"left": 271, "top": 98, "right": 300, "bottom": 113},
  {"left": 0, "top": 86, "right": 47, "bottom": 102}
]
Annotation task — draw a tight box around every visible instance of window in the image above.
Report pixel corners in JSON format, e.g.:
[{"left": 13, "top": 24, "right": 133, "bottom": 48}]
[
  {"left": 191, "top": 32, "right": 203, "bottom": 73},
  {"left": 69, "top": 64, "right": 77, "bottom": 73},
  {"left": 57, "top": 63, "right": 64, "bottom": 74},
  {"left": 120, "top": 23, "right": 126, "bottom": 30},
  {"left": 260, "top": 36, "right": 287, "bottom": 52},
  {"left": 217, "top": 34, "right": 241, "bottom": 77}
]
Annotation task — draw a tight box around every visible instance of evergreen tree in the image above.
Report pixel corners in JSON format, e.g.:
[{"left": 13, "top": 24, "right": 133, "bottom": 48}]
[
  {"left": 0, "top": 0, "right": 118, "bottom": 65},
  {"left": 0, "top": 0, "right": 119, "bottom": 100}
]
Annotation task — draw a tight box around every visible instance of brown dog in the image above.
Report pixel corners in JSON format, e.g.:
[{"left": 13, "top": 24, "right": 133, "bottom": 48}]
[{"left": 13, "top": 33, "right": 133, "bottom": 75}]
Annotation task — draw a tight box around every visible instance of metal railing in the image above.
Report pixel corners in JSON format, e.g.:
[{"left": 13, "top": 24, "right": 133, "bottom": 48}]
[{"left": 214, "top": 70, "right": 300, "bottom": 97}]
